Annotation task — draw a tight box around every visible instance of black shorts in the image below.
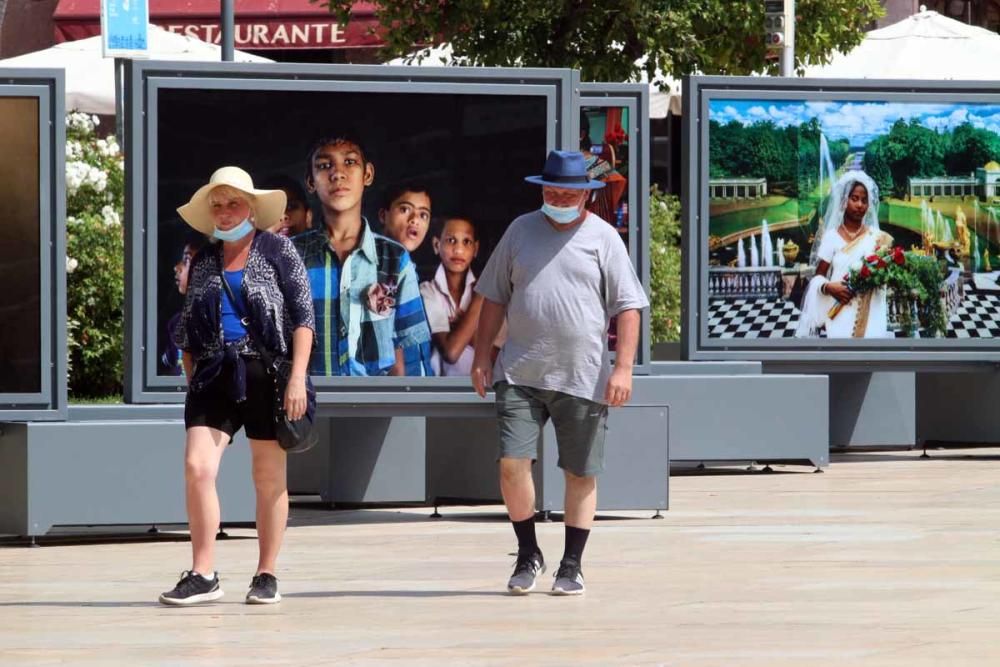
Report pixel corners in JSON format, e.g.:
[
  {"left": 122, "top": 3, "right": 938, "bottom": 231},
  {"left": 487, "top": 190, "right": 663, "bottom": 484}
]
[{"left": 184, "top": 357, "right": 277, "bottom": 441}]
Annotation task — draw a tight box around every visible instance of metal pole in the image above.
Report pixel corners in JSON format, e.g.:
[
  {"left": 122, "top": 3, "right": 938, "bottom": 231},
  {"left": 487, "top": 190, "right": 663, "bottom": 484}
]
[
  {"left": 114, "top": 57, "right": 124, "bottom": 146},
  {"left": 221, "top": 0, "right": 235, "bottom": 61},
  {"left": 781, "top": 0, "right": 795, "bottom": 77}
]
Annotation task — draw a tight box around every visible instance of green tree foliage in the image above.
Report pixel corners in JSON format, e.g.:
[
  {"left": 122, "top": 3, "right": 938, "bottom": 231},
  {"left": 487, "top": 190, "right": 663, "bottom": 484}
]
[
  {"left": 325, "top": 1, "right": 883, "bottom": 80},
  {"left": 861, "top": 119, "right": 995, "bottom": 199},
  {"left": 649, "top": 188, "right": 682, "bottom": 343},
  {"left": 710, "top": 116, "right": 852, "bottom": 196},
  {"left": 944, "top": 123, "right": 1000, "bottom": 175},
  {"left": 64, "top": 113, "right": 125, "bottom": 398}
]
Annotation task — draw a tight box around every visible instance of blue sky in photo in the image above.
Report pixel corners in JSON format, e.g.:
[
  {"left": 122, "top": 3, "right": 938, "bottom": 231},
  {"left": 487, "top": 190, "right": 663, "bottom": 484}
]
[{"left": 709, "top": 99, "right": 1000, "bottom": 146}]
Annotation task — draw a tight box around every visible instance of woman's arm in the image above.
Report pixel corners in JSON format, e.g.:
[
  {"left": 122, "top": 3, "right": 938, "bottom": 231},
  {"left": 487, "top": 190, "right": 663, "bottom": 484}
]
[
  {"left": 182, "top": 351, "right": 194, "bottom": 382},
  {"left": 815, "top": 259, "right": 852, "bottom": 304}
]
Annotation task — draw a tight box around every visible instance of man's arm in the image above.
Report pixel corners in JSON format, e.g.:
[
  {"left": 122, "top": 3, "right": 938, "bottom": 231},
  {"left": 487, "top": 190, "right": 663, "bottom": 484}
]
[
  {"left": 471, "top": 298, "right": 506, "bottom": 397},
  {"left": 605, "top": 309, "right": 639, "bottom": 407}
]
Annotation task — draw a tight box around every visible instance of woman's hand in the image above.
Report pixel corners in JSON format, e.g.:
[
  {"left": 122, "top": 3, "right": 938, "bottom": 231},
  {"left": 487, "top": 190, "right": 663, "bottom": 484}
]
[
  {"left": 284, "top": 375, "right": 308, "bottom": 420},
  {"left": 826, "top": 281, "right": 853, "bottom": 304}
]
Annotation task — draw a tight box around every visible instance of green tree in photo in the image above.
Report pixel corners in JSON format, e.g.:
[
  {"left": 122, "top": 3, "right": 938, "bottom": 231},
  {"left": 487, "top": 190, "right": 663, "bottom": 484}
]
[
  {"left": 326, "top": 1, "right": 883, "bottom": 80},
  {"left": 944, "top": 122, "right": 1000, "bottom": 175},
  {"left": 864, "top": 119, "right": 946, "bottom": 199}
]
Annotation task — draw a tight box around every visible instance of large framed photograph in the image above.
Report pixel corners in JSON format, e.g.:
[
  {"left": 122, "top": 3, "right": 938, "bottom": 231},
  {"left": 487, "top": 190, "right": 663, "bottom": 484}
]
[
  {"left": 125, "top": 61, "right": 578, "bottom": 402},
  {"left": 0, "top": 70, "right": 66, "bottom": 419},
  {"left": 684, "top": 76, "right": 1000, "bottom": 363},
  {"left": 579, "top": 83, "right": 651, "bottom": 372}
]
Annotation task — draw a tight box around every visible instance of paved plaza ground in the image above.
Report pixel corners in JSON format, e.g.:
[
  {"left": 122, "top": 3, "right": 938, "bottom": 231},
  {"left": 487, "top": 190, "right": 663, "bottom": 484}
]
[{"left": 1, "top": 446, "right": 999, "bottom": 666}]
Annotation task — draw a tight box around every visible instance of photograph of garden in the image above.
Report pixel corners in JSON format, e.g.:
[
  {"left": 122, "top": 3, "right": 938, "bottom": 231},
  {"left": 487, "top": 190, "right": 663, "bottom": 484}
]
[{"left": 706, "top": 98, "right": 1000, "bottom": 340}]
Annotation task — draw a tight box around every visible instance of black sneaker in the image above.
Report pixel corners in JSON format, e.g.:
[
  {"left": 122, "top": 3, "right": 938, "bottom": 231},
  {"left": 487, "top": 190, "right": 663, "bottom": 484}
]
[
  {"left": 246, "top": 572, "right": 281, "bottom": 604},
  {"left": 507, "top": 551, "right": 545, "bottom": 595},
  {"left": 551, "top": 559, "right": 585, "bottom": 596},
  {"left": 158, "top": 570, "right": 223, "bottom": 606}
]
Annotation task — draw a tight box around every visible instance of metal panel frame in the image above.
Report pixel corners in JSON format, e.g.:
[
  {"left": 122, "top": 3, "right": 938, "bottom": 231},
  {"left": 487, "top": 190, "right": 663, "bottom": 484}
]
[
  {"left": 124, "top": 61, "right": 579, "bottom": 403},
  {"left": 683, "top": 75, "right": 1000, "bottom": 365},
  {"left": 579, "top": 82, "right": 652, "bottom": 374},
  {"left": 0, "top": 70, "right": 67, "bottom": 420}
]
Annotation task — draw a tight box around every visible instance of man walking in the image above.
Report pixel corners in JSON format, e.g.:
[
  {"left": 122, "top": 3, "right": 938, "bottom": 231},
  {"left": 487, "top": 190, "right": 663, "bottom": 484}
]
[{"left": 472, "top": 150, "right": 649, "bottom": 595}]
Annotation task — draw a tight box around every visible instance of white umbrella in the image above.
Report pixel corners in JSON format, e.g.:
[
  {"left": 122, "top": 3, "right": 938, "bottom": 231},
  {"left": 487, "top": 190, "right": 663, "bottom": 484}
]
[
  {"left": 803, "top": 7, "right": 1000, "bottom": 80},
  {"left": 0, "top": 24, "right": 272, "bottom": 114},
  {"left": 387, "top": 44, "right": 681, "bottom": 118}
]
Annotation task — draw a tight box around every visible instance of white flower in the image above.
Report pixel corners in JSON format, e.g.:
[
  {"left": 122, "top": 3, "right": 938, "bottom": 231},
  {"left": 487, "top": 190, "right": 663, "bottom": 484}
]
[
  {"left": 850, "top": 261, "right": 862, "bottom": 272},
  {"left": 66, "top": 257, "right": 79, "bottom": 273},
  {"left": 100, "top": 205, "right": 120, "bottom": 227},
  {"left": 92, "top": 115, "right": 100, "bottom": 126}
]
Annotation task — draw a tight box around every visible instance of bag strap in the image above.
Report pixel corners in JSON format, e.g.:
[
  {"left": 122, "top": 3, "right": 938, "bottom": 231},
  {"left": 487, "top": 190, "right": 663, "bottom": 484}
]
[{"left": 219, "top": 266, "right": 276, "bottom": 369}]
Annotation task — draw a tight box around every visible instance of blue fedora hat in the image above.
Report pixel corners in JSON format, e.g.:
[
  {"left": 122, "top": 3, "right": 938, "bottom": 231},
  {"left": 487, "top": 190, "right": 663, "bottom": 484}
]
[{"left": 524, "top": 150, "right": 605, "bottom": 190}]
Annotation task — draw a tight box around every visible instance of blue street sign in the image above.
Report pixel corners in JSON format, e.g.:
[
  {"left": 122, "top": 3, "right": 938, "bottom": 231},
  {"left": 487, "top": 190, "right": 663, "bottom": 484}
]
[{"left": 101, "top": 0, "right": 150, "bottom": 58}]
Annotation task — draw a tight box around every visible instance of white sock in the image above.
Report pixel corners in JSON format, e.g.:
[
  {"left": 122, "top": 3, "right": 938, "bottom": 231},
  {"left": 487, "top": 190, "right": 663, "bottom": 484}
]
[{"left": 196, "top": 571, "right": 215, "bottom": 581}]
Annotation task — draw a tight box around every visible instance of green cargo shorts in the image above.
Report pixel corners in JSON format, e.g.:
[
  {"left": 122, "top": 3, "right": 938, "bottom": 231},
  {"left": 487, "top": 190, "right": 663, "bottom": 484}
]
[{"left": 494, "top": 381, "right": 608, "bottom": 478}]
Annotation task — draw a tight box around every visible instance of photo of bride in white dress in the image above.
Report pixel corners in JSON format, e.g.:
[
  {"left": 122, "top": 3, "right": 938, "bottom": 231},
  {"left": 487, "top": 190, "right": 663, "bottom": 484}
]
[{"left": 796, "top": 171, "right": 895, "bottom": 339}]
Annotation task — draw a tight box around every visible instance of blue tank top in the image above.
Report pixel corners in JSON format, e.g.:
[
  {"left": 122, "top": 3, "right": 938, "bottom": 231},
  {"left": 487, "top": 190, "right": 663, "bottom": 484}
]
[{"left": 221, "top": 269, "right": 248, "bottom": 343}]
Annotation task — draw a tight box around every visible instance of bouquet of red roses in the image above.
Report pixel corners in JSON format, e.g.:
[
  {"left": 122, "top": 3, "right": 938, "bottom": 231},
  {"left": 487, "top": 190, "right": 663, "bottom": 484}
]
[{"left": 828, "top": 246, "right": 907, "bottom": 319}]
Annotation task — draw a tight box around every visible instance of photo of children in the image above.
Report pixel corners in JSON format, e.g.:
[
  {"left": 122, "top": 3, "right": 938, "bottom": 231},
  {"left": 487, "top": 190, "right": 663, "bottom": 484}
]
[
  {"left": 154, "top": 89, "right": 548, "bottom": 378},
  {"left": 420, "top": 216, "right": 485, "bottom": 376},
  {"left": 159, "top": 231, "right": 208, "bottom": 375},
  {"left": 377, "top": 180, "right": 435, "bottom": 375},
  {"left": 293, "top": 133, "right": 431, "bottom": 376},
  {"left": 261, "top": 175, "right": 313, "bottom": 237},
  {"left": 0, "top": 97, "right": 42, "bottom": 393},
  {"left": 706, "top": 98, "right": 1000, "bottom": 340}
]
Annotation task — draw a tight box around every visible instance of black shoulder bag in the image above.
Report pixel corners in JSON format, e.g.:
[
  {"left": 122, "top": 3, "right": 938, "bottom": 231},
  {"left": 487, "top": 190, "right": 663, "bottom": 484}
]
[{"left": 219, "top": 271, "right": 318, "bottom": 453}]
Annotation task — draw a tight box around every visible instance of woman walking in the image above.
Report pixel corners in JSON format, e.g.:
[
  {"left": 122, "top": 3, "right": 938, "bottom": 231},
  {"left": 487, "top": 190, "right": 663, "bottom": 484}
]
[{"left": 159, "top": 166, "right": 314, "bottom": 605}]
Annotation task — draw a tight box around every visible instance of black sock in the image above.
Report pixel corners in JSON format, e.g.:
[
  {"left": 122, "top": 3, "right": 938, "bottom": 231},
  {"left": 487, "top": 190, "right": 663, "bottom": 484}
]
[
  {"left": 562, "top": 526, "right": 590, "bottom": 565},
  {"left": 511, "top": 517, "right": 539, "bottom": 556}
]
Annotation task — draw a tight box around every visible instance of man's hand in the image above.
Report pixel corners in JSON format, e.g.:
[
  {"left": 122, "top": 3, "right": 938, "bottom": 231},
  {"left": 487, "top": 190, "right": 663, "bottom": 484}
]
[
  {"left": 604, "top": 366, "right": 632, "bottom": 407},
  {"left": 471, "top": 357, "right": 493, "bottom": 398}
]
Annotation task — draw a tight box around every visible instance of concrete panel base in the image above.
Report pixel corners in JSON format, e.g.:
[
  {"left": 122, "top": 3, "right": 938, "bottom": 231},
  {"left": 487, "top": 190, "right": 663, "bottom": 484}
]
[
  {"left": 0, "top": 417, "right": 254, "bottom": 537},
  {"left": 425, "top": 417, "right": 502, "bottom": 504},
  {"left": 917, "top": 371, "right": 1000, "bottom": 444},
  {"left": 538, "top": 405, "right": 669, "bottom": 512},
  {"left": 634, "top": 374, "right": 829, "bottom": 467},
  {"left": 825, "top": 373, "right": 916, "bottom": 448},
  {"left": 324, "top": 417, "right": 426, "bottom": 504}
]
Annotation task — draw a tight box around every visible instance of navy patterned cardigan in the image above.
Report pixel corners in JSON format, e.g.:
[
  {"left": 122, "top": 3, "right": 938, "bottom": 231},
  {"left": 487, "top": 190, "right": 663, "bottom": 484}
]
[{"left": 173, "top": 231, "right": 315, "bottom": 396}]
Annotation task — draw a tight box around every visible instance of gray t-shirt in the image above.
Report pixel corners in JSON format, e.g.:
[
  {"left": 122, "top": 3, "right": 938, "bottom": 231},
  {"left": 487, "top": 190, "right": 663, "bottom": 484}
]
[{"left": 476, "top": 210, "right": 649, "bottom": 403}]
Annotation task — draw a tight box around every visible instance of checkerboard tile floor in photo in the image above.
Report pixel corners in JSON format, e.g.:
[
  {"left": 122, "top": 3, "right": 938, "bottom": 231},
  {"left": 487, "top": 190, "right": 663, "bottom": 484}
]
[
  {"left": 946, "top": 291, "right": 1000, "bottom": 338},
  {"left": 706, "top": 290, "right": 1000, "bottom": 339}
]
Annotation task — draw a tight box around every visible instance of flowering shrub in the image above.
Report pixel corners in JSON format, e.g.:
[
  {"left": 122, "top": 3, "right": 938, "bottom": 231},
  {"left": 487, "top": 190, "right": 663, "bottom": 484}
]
[
  {"left": 65, "top": 112, "right": 125, "bottom": 398},
  {"left": 649, "top": 187, "right": 682, "bottom": 343}
]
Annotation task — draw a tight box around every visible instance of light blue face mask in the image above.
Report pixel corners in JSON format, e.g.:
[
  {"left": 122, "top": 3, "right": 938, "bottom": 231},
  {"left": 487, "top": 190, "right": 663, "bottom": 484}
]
[
  {"left": 212, "top": 218, "right": 255, "bottom": 242},
  {"left": 541, "top": 202, "right": 584, "bottom": 225}
]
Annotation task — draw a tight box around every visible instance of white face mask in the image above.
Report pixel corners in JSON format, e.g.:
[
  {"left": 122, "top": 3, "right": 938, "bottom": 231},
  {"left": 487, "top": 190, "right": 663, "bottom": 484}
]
[
  {"left": 212, "top": 218, "right": 254, "bottom": 242},
  {"left": 541, "top": 202, "right": 583, "bottom": 224}
]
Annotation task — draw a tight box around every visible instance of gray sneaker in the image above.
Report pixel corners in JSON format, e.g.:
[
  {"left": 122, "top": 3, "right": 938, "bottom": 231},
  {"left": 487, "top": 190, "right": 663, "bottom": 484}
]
[
  {"left": 507, "top": 551, "right": 545, "bottom": 595},
  {"left": 551, "top": 559, "right": 585, "bottom": 596},
  {"left": 246, "top": 573, "right": 281, "bottom": 604}
]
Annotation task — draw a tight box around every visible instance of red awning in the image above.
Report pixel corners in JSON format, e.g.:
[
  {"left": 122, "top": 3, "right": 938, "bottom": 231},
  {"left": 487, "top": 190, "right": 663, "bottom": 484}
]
[{"left": 53, "top": 0, "right": 384, "bottom": 50}]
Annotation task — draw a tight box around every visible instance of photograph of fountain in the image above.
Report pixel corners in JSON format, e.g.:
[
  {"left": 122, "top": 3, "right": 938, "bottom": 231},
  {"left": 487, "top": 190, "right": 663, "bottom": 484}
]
[{"left": 706, "top": 98, "right": 1000, "bottom": 340}]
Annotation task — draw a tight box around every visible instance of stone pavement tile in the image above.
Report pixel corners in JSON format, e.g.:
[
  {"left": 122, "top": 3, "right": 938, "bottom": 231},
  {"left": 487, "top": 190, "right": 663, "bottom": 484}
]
[{"left": 1, "top": 447, "right": 999, "bottom": 666}]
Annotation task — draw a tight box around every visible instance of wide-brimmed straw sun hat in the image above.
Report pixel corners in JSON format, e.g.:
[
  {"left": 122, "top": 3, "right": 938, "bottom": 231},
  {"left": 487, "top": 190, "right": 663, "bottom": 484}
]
[{"left": 177, "top": 166, "right": 287, "bottom": 235}]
